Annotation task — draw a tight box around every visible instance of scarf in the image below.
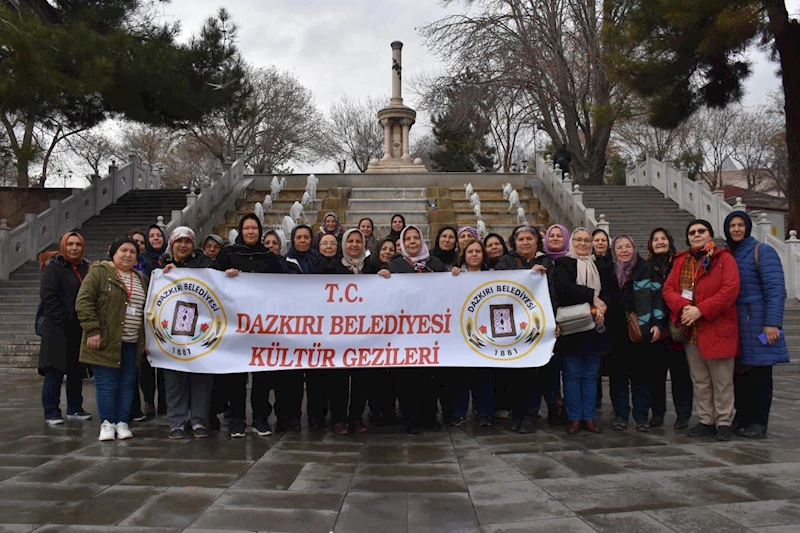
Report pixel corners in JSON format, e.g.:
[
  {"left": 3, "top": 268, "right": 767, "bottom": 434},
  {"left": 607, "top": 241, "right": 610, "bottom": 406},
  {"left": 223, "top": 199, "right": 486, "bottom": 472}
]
[
  {"left": 319, "top": 212, "right": 343, "bottom": 237},
  {"left": 432, "top": 226, "right": 458, "bottom": 266},
  {"left": 689, "top": 240, "right": 716, "bottom": 274},
  {"left": 544, "top": 224, "right": 570, "bottom": 260},
  {"left": 611, "top": 234, "right": 638, "bottom": 288},
  {"left": 287, "top": 225, "right": 320, "bottom": 274},
  {"left": 647, "top": 227, "right": 677, "bottom": 283},
  {"left": 457, "top": 226, "right": 479, "bottom": 241},
  {"left": 566, "top": 227, "right": 601, "bottom": 297},
  {"left": 399, "top": 225, "right": 430, "bottom": 270},
  {"left": 59, "top": 231, "right": 85, "bottom": 266},
  {"left": 341, "top": 228, "right": 366, "bottom": 274},
  {"left": 144, "top": 224, "right": 167, "bottom": 263}
]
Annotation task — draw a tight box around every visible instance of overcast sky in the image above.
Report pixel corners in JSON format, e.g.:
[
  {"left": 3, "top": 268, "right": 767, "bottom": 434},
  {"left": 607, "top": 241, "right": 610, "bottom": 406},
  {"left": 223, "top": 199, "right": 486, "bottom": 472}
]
[{"left": 153, "top": 0, "right": 799, "bottom": 173}]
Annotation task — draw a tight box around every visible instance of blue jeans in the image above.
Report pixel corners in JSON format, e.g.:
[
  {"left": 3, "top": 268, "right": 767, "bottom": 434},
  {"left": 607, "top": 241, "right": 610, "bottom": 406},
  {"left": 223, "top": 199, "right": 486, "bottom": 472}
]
[
  {"left": 92, "top": 342, "right": 138, "bottom": 424},
  {"left": 610, "top": 373, "right": 650, "bottom": 423},
  {"left": 42, "top": 366, "right": 84, "bottom": 419},
  {"left": 562, "top": 353, "right": 600, "bottom": 421}
]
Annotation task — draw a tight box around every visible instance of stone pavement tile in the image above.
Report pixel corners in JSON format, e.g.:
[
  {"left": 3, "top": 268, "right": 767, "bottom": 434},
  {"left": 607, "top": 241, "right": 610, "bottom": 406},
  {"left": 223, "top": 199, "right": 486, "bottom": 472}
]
[
  {"left": 350, "top": 476, "right": 468, "bottom": 493},
  {"left": 355, "top": 463, "right": 462, "bottom": 477},
  {"left": 680, "top": 443, "right": 783, "bottom": 467},
  {"left": 211, "top": 489, "right": 344, "bottom": 510},
  {"left": 270, "top": 440, "right": 363, "bottom": 453},
  {"left": 498, "top": 453, "right": 580, "bottom": 479},
  {"left": 593, "top": 445, "right": 688, "bottom": 461},
  {"left": 574, "top": 432, "right": 668, "bottom": 450},
  {"left": 750, "top": 525, "right": 800, "bottom": 532},
  {"left": 708, "top": 500, "right": 800, "bottom": 528},
  {"left": 407, "top": 444, "right": 459, "bottom": 463},
  {"left": 190, "top": 507, "right": 338, "bottom": 532},
  {"left": 70, "top": 441, "right": 177, "bottom": 459},
  {"left": 0, "top": 467, "right": 27, "bottom": 482},
  {"left": 646, "top": 506, "right": 753, "bottom": 533},
  {"left": 547, "top": 450, "right": 629, "bottom": 476},
  {"left": 48, "top": 485, "right": 164, "bottom": 525},
  {"left": 142, "top": 458, "right": 253, "bottom": 475},
  {"left": 735, "top": 462, "right": 800, "bottom": 480},
  {"left": 458, "top": 457, "right": 529, "bottom": 485},
  {"left": 18, "top": 439, "right": 89, "bottom": 456},
  {"left": 359, "top": 443, "right": 407, "bottom": 463},
  {"left": 0, "top": 502, "right": 68, "bottom": 525},
  {"left": 0, "top": 482, "right": 105, "bottom": 503},
  {"left": 230, "top": 463, "right": 304, "bottom": 490},
  {"left": 560, "top": 488, "right": 693, "bottom": 515},
  {"left": 582, "top": 511, "right": 675, "bottom": 532},
  {"left": 33, "top": 527, "right": 179, "bottom": 532},
  {"left": 643, "top": 471, "right": 759, "bottom": 505},
  {"left": 480, "top": 517, "right": 598, "bottom": 533},
  {"left": 258, "top": 450, "right": 360, "bottom": 465},
  {"left": 13, "top": 457, "right": 105, "bottom": 483},
  {"left": 407, "top": 493, "right": 480, "bottom": 533},
  {"left": 0, "top": 436, "right": 60, "bottom": 454},
  {"left": 603, "top": 452, "right": 730, "bottom": 472},
  {"left": 535, "top": 472, "right": 661, "bottom": 497},
  {"left": 63, "top": 458, "right": 154, "bottom": 485},
  {"left": 161, "top": 438, "right": 273, "bottom": 462},
  {"left": 287, "top": 462, "right": 356, "bottom": 492},
  {"left": 0, "top": 525, "right": 37, "bottom": 532},
  {"left": 468, "top": 481, "right": 574, "bottom": 524},
  {"left": 730, "top": 443, "right": 800, "bottom": 464},
  {"left": 334, "top": 493, "right": 408, "bottom": 533},
  {"left": 119, "top": 470, "right": 239, "bottom": 488},
  {"left": 118, "top": 487, "right": 223, "bottom": 528},
  {"left": 0, "top": 455, "right": 52, "bottom": 468}
]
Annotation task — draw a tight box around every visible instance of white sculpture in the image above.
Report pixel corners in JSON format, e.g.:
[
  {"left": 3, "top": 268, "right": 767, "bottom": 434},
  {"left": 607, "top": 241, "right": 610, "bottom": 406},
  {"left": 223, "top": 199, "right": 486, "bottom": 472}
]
[
  {"left": 477, "top": 220, "right": 488, "bottom": 239},
  {"left": 281, "top": 216, "right": 296, "bottom": 238},
  {"left": 469, "top": 192, "right": 480, "bottom": 207},
  {"left": 254, "top": 202, "right": 265, "bottom": 226},
  {"left": 289, "top": 201, "right": 305, "bottom": 224},
  {"left": 473, "top": 203, "right": 482, "bottom": 220},
  {"left": 270, "top": 176, "right": 281, "bottom": 199},
  {"left": 228, "top": 228, "right": 238, "bottom": 245},
  {"left": 508, "top": 189, "right": 520, "bottom": 212},
  {"left": 301, "top": 191, "right": 313, "bottom": 208},
  {"left": 465, "top": 182, "right": 473, "bottom": 199},
  {"left": 275, "top": 228, "right": 288, "bottom": 255},
  {"left": 279, "top": 176, "right": 287, "bottom": 191},
  {"left": 502, "top": 183, "right": 513, "bottom": 200},
  {"left": 262, "top": 194, "right": 273, "bottom": 212},
  {"left": 516, "top": 207, "right": 527, "bottom": 224},
  {"left": 305, "top": 174, "right": 318, "bottom": 200}
]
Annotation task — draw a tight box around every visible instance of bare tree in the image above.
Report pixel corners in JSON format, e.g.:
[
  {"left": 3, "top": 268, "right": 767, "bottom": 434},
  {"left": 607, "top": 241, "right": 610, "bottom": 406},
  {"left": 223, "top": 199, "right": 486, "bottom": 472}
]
[
  {"left": 65, "top": 129, "right": 120, "bottom": 177},
  {"left": 612, "top": 103, "right": 696, "bottom": 162},
  {"left": 486, "top": 86, "right": 535, "bottom": 172},
  {"left": 320, "top": 95, "right": 385, "bottom": 173},
  {"left": 420, "top": 0, "right": 630, "bottom": 184},
  {"left": 693, "top": 107, "right": 739, "bottom": 189},
  {"left": 410, "top": 132, "right": 437, "bottom": 170},
  {"left": 730, "top": 106, "right": 783, "bottom": 190}
]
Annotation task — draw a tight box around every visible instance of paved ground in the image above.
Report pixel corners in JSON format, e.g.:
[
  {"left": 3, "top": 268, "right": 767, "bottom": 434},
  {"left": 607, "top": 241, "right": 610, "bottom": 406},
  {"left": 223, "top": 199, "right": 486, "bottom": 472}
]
[{"left": 3, "top": 373, "right": 800, "bottom": 533}]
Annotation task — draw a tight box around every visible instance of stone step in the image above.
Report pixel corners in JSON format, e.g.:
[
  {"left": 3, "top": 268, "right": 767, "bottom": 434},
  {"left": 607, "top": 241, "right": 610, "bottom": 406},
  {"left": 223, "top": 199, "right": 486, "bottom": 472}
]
[
  {"left": 344, "top": 211, "right": 428, "bottom": 225},
  {"left": 371, "top": 225, "right": 431, "bottom": 239},
  {"left": 350, "top": 188, "right": 426, "bottom": 200},
  {"left": 449, "top": 189, "right": 522, "bottom": 201},
  {"left": 347, "top": 199, "right": 429, "bottom": 212}
]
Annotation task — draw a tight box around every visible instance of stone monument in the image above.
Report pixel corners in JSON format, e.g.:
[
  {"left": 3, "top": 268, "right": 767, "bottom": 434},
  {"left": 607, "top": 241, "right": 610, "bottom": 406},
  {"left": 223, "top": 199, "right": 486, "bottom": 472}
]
[{"left": 366, "top": 41, "right": 428, "bottom": 173}]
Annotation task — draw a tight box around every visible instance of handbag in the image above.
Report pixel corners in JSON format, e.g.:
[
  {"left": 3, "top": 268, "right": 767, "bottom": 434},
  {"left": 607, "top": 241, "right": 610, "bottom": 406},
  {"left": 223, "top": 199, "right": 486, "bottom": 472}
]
[
  {"left": 556, "top": 303, "right": 596, "bottom": 335},
  {"left": 668, "top": 321, "right": 688, "bottom": 342},
  {"left": 626, "top": 311, "right": 643, "bottom": 343}
]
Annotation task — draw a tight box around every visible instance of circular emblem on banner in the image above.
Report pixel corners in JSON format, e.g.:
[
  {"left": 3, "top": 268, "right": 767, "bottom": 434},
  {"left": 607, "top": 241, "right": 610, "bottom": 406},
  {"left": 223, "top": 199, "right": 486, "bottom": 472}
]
[
  {"left": 460, "top": 280, "right": 546, "bottom": 361},
  {"left": 146, "top": 277, "right": 227, "bottom": 361}
]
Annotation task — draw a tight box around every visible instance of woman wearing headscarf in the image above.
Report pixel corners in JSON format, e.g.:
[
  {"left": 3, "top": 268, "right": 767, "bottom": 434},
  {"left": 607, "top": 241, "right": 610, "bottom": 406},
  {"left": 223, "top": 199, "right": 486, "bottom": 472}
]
[
  {"left": 201, "top": 234, "right": 224, "bottom": 263},
  {"left": 158, "top": 227, "right": 214, "bottom": 439},
  {"left": 496, "top": 226, "right": 556, "bottom": 432},
  {"left": 544, "top": 224, "right": 570, "bottom": 261},
  {"left": 663, "top": 220, "right": 740, "bottom": 441},
  {"left": 431, "top": 226, "right": 458, "bottom": 271},
  {"left": 386, "top": 214, "right": 406, "bottom": 244},
  {"left": 214, "top": 213, "right": 289, "bottom": 438},
  {"left": 606, "top": 234, "right": 664, "bottom": 432},
  {"left": 553, "top": 228, "right": 610, "bottom": 434},
  {"left": 287, "top": 225, "right": 321, "bottom": 275},
  {"left": 314, "top": 212, "right": 345, "bottom": 247},
  {"left": 724, "top": 212, "right": 788, "bottom": 439},
  {"left": 378, "top": 225, "right": 446, "bottom": 433},
  {"left": 142, "top": 224, "right": 167, "bottom": 277},
  {"left": 483, "top": 233, "right": 509, "bottom": 270},
  {"left": 358, "top": 218, "right": 379, "bottom": 254},
  {"left": 77, "top": 237, "right": 147, "bottom": 441},
  {"left": 126, "top": 229, "right": 147, "bottom": 274},
  {"left": 363, "top": 238, "right": 396, "bottom": 275},
  {"left": 647, "top": 228, "right": 693, "bottom": 429},
  {"left": 591, "top": 228, "right": 613, "bottom": 406},
  {"left": 457, "top": 226, "right": 479, "bottom": 253},
  {"left": 39, "top": 232, "right": 91, "bottom": 426}
]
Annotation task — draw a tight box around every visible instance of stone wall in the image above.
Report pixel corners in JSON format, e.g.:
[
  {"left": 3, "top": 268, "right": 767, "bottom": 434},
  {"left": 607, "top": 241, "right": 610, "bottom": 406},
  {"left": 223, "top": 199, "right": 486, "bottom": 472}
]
[{"left": 0, "top": 188, "right": 73, "bottom": 228}]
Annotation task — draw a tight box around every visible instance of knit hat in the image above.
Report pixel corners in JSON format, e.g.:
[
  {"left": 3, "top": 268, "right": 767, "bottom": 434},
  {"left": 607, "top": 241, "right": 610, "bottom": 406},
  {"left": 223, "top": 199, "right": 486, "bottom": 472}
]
[
  {"left": 169, "top": 226, "right": 196, "bottom": 252},
  {"left": 685, "top": 219, "right": 714, "bottom": 247},
  {"left": 109, "top": 237, "right": 140, "bottom": 260}
]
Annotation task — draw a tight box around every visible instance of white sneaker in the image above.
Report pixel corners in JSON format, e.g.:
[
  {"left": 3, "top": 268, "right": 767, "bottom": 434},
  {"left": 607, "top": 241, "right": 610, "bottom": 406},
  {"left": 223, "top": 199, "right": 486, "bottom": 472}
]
[
  {"left": 116, "top": 422, "right": 133, "bottom": 440},
  {"left": 99, "top": 420, "right": 116, "bottom": 441}
]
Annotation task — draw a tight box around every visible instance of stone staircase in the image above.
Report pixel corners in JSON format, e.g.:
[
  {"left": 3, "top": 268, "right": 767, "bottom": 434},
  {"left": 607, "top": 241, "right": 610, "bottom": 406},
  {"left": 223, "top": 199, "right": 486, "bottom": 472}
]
[
  {"left": 214, "top": 188, "right": 324, "bottom": 239},
  {"left": 448, "top": 185, "right": 548, "bottom": 239},
  {"left": 346, "top": 188, "right": 430, "bottom": 240},
  {"left": 0, "top": 190, "right": 189, "bottom": 371}
]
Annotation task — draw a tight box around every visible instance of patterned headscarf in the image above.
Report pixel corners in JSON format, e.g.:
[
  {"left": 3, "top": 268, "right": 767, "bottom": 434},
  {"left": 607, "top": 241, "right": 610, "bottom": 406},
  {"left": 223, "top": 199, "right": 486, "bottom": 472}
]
[
  {"left": 341, "top": 228, "right": 366, "bottom": 274},
  {"left": 399, "top": 225, "right": 430, "bottom": 270},
  {"left": 611, "top": 234, "right": 638, "bottom": 288},
  {"left": 544, "top": 224, "right": 570, "bottom": 260}
]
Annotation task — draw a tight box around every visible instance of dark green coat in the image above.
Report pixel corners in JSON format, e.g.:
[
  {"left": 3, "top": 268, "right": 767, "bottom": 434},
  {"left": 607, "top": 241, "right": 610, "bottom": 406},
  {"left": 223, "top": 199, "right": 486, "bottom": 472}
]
[{"left": 76, "top": 261, "right": 147, "bottom": 368}]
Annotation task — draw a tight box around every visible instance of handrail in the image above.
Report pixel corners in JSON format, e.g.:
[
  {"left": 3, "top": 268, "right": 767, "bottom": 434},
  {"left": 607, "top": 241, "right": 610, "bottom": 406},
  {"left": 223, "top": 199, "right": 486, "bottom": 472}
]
[{"left": 0, "top": 154, "right": 161, "bottom": 280}]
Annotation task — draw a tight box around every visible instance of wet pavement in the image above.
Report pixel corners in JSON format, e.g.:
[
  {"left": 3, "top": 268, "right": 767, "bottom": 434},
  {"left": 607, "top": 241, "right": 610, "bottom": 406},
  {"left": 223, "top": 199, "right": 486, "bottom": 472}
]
[{"left": 3, "top": 373, "right": 800, "bottom": 533}]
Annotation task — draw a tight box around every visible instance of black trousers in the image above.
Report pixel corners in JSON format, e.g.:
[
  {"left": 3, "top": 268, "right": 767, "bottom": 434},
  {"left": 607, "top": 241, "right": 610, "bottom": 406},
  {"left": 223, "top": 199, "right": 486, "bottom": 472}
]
[
  {"left": 367, "top": 369, "right": 397, "bottom": 418},
  {"left": 306, "top": 370, "right": 349, "bottom": 424},
  {"left": 273, "top": 370, "right": 304, "bottom": 425},
  {"left": 649, "top": 341, "right": 693, "bottom": 420},
  {"left": 734, "top": 365, "right": 774, "bottom": 426},
  {"left": 395, "top": 368, "right": 436, "bottom": 426},
  {"left": 215, "top": 372, "right": 275, "bottom": 423},
  {"left": 133, "top": 360, "right": 165, "bottom": 414},
  {"left": 348, "top": 369, "right": 370, "bottom": 423}
]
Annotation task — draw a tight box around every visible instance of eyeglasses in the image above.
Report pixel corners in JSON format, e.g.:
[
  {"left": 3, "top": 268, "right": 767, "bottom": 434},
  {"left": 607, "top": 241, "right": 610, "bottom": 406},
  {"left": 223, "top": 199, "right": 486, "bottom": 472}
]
[
  {"left": 573, "top": 238, "right": 591, "bottom": 243},
  {"left": 688, "top": 228, "right": 708, "bottom": 236},
  {"left": 615, "top": 245, "right": 634, "bottom": 251}
]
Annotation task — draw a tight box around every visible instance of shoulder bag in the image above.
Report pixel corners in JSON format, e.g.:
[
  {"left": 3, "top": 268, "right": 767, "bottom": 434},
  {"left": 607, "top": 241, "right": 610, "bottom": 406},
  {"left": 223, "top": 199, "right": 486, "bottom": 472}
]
[
  {"left": 626, "top": 311, "right": 643, "bottom": 343},
  {"left": 556, "top": 303, "right": 596, "bottom": 335}
]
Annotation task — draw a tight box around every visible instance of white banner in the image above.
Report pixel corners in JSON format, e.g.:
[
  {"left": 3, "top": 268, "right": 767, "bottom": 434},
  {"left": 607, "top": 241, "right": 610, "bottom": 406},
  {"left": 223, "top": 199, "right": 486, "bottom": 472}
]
[{"left": 144, "top": 268, "right": 556, "bottom": 373}]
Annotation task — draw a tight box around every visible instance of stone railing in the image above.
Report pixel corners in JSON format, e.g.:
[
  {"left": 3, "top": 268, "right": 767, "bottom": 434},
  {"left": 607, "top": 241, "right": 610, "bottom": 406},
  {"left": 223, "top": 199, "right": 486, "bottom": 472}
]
[
  {"left": 161, "top": 150, "right": 250, "bottom": 240},
  {"left": 627, "top": 153, "right": 800, "bottom": 299},
  {"left": 0, "top": 154, "right": 160, "bottom": 280},
  {"left": 536, "top": 154, "right": 610, "bottom": 235}
]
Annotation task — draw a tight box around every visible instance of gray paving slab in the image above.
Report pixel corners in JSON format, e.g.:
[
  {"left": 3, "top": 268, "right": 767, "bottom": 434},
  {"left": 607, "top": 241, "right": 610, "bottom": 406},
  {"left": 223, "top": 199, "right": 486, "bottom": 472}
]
[{"left": 4, "top": 371, "right": 800, "bottom": 532}]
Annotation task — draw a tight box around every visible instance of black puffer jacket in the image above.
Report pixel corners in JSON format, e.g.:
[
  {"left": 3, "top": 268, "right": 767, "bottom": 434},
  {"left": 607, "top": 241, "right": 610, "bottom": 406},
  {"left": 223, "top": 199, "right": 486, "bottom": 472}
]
[
  {"left": 161, "top": 250, "right": 213, "bottom": 269},
  {"left": 315, "top": 256, "right": 352, "bottom": 275},
  {"left": 38, "top": 255, "right": 90, "bottom": 373},
  {"left": 214, "top": 214, "right": 287, "bottom": 274},
  {"left": 387, "top": 255, "right": 447, "bottom": 273}
]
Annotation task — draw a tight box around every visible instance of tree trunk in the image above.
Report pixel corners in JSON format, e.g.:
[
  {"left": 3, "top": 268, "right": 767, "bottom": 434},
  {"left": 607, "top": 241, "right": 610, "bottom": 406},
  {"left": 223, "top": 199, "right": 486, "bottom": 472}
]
[{"left": 768, "top": 3, "right": 800, "bottom": 235}]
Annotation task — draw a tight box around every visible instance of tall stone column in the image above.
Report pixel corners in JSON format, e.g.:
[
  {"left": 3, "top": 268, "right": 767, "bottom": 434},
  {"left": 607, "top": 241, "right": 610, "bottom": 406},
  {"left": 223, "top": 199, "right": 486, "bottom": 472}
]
[
  {"left": 381, "top": 118, "right": 392, "bottom": 160},
  {"left": 390, "top": 41, "right": 403, "bottom": 106},
  {"left": 401, "top": 119, "right": 412, "bottom": 161}
]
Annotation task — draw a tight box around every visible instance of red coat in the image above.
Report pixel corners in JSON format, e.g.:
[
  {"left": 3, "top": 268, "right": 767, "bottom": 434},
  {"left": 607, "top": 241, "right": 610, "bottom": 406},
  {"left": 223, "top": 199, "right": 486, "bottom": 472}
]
[{"left": 662, "top": 247, "right": 740, "bottom": 359}]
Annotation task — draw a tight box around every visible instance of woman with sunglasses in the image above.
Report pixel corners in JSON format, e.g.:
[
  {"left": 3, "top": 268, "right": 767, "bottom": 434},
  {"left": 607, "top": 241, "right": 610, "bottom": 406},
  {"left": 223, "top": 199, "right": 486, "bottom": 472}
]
[{"left": 663, "top": 220, "right": 740, "bottom": 441}]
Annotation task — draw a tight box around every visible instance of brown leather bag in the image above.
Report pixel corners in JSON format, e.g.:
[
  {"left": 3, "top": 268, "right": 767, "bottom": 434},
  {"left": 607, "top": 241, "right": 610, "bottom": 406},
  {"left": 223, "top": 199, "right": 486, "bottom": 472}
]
[{"left": 627, "top": 311, "right": 643, "bottom": 343}]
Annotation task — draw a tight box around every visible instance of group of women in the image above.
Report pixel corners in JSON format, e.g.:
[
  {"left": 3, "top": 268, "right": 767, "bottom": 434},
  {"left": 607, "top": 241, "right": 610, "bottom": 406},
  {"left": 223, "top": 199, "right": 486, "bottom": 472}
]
[{"left": 38, "top": 209, "right": 788, "bottom": 441}]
